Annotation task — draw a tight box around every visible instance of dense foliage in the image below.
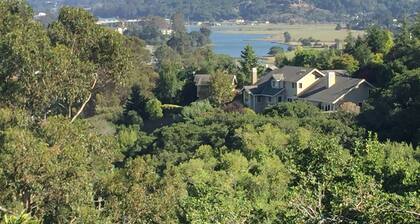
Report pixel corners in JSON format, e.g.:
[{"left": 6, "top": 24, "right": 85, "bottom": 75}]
[{"left": 1, "top": 1, "right": 419, "bottom": 223}]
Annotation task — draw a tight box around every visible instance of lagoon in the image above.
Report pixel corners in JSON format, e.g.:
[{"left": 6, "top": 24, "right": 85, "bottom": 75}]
[{"left": 189, "top": 26, "right": 288, "bottom": 58}]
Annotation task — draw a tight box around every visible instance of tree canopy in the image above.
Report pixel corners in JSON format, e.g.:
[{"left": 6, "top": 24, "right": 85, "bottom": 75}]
[{"left": 1, "top": 2, "right": 420, "bottom": 223}]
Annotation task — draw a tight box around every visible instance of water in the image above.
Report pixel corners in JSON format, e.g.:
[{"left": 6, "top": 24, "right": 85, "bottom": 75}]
[{"left": 189, "top": 26, "right": 288, "bottom": 58}]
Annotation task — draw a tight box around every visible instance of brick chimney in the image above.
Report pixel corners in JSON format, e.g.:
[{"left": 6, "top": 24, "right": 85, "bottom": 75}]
[
  {"left": 327, "top": 72, "right": 336, "bottom": 88},
  {"left": 251, "top": 67, "right": 258, "bottom": 85}
]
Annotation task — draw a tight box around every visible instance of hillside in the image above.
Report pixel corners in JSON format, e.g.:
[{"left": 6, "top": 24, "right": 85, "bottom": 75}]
[{"left": 29, "top": 0, "right": 420, "bottom": 24}]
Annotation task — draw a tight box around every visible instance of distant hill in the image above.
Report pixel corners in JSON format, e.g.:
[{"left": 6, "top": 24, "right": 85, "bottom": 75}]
[{"left": 29, "top": 0, "right": 419, "bottom": 25}]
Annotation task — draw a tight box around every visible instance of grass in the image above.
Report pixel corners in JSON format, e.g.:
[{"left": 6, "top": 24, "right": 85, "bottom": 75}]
[{"left": 213, "top": 23, "right": 364, "bottom": 43}]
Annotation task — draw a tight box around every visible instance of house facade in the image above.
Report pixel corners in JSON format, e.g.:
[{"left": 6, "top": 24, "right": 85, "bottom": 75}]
[{"left": 242, "top": 66, "right": 373, "bottom": 113}]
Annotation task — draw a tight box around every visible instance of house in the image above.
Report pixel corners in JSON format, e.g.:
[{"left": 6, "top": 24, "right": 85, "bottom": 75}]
[
  {"left": 194, "top": 74, "right": 238, "bottom": 100},
  {"left": 242, "top": 66, "right": 374, "bottom": 113}
]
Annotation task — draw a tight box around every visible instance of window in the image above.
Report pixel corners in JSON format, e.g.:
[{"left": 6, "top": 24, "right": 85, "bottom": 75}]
[
  {"left": 325, "top": 105, "right": 331, "bottom": 111},
  {"left": 272, "top": 80, "right": 280, "bottom": 88},
  {"left": 299, "top": 83, "right": 303, "bottom": 88},
  {"left": 287, "top": 98, "right": 293, "bottom": 102},
  {"left": 257, "top": 96, "right": 262, "bottom": 102},
  {"left": 244, "top": 93, "right": 249, "bottom": 102},
  {"left": 278, "top": 97, "right": 282, "bottom": 102},
  {"left": 292, "top": 83, "right": 296, "bottom": 88},
  {"left": 268, "top": 97, "right": 272, "bottom": 102}
]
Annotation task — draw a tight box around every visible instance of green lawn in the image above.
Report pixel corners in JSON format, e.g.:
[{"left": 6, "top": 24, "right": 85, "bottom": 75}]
[{"left": 214, "top": 23, "right": 364, "bottom": 43}]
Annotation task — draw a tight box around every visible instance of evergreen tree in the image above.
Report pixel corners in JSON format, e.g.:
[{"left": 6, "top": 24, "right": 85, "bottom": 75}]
[
  {"left": 239, "top": 45, "right": 259, "bottom": 86},
  {"left": 124, "top": 85, "right": 148, "bottom": 120}
]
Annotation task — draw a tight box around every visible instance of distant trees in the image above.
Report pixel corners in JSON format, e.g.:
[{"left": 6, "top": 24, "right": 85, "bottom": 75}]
[
  {"left": 268, "top": 46, "right": 284, "bottom": 55},
  {"left": 283, "top": 31, "right": 292, "bottom": 43},
  {"left": 124, "top": 16, "right": 167, "bottom": 45},
  {"left": 335, "top": 23, "right": 343, "bottom": 30},
  {"left": 274, "top": 51, "right": 289, "bottom": 68},
  {"left": 299, "top": 37, "right": 319, "bottom": 46},
  {"left": 87, "top": 0, "right": 418, "bottom": 26}
]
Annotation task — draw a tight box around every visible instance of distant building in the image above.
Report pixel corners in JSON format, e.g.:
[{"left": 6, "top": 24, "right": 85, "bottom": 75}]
[{"left": 242, "top": 66, "right": 374, "bottom": 113}]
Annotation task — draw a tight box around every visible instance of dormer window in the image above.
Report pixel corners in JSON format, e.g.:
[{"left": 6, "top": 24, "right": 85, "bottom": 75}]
[{"left": 271, "top": 80, "right": 280, "bottom": 88}]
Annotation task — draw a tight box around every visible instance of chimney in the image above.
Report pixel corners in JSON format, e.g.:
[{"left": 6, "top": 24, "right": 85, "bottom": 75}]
[
  {"left": 251, "top": 67, "right": 258, "bottom": 85},
  {"left": 327, "top": 72, "right": 336, "bottom": 88}
]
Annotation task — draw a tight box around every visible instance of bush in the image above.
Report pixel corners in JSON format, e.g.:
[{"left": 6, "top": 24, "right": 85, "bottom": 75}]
[
  {"left": 181, "top": 100, "right": 215, "bottom": 121},
  {"left": 264, "top": 101, "right": 322, "bottom": 119}
]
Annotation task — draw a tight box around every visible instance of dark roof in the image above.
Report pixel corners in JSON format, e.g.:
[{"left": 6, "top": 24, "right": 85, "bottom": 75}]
[
  {"left": 299, "top": 76, "right": 367, "bottom": 103},
  {"left": 253, "top": 65, "right": 314, "bottom": 86},
  {"left": 247, "top": 81, "right": 284, "bottom": 96},
  {"left": 267, "top": 66, "right": 316, "bottom": 83},
  {"left": 243, "top": 66, "right": 315, "bottom": 96}
]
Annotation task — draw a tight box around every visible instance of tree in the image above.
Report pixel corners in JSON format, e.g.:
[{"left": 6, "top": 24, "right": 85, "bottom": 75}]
[
  {"left": 145, "top": 98, "right": 163, "bottom": 120},
  {"left": 366, "top": 25, "right": 394, "bottom": 54},
  {"left": 0, "top": 1, "right": 54, "bottom": 118},
  {"left": 292, "top": 49, "right": 319, "bottom": 67},
  {"left": 268, "top": 46, "right": 284, "bottom": 55},
  {"left": 171, "top": 12, "right": 186, "bottom": 34},
  {"left": 239, "top": 45, "right": 259, "bottom": 86},
  {"left": 344, "top": 32, "right": 357, "bottom": 54},
  {"left": 48, "top": 7, "right": 134, "bottom": 120},
  {"left": 167, "top": 32, "right": 192, "bottom": 54},
  {"left": 332, "top": 53, "right": 359, "bottom": 74},
  {"left": 0, "top": 108, "right": 121, "bottom": 223},
  {"left": 360, "top": 68, "right": 420, "bottom": 146},
  {"left": 209, "top": 70, "right": 236, "bottom": 106},
  {"left": 155, "top": 62, "right": 183, "bottom": 104},
  {"left": 335, "top": 23, "right": 343, "bottom": 30},
  {"left": 120, "top": 85, "right": 147, "bottom": 127},
  {"left": 181, "top": 100, "right": 215, "bottom": 121},
  {"left": 352, "top": 42, "right": 374, "bottom": 67},
  {"left": 275, "top": 52, "right": 289, "bottom": 68},
  {"left": 283, "top": 32, "right": 292, "bottom": 43}
]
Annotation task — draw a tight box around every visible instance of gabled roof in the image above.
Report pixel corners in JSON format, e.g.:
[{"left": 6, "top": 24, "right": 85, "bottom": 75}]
[
  {"left": 299, "top": 75, "right": 372, "bottom": 103},
  {"left": 246, "top": 80, "right": 285, "bottom": 96},
  {"left": 267, "top": 66, "right": 316, "bottom": 83},
  {"left": 243, "top": 65, "right": 318, "bottom": 96}
]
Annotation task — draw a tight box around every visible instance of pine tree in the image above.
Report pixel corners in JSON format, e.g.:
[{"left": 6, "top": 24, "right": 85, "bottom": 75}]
[
  {"left": 124, "top": 85, "right": 148, "bottom": 119},
  {"left": 239, "top": 45, "right": 259, "bottom": 86}
]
